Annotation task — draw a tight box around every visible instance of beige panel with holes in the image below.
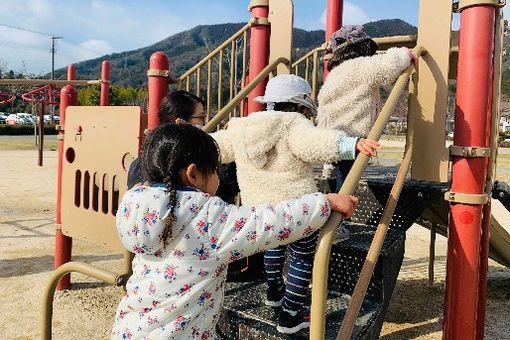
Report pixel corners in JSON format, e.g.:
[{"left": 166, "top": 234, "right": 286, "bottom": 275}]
[
  {"left": 61, "top": 106, "right": 142, "bottom": 252},
  {"left": 409, "top": 0, "right": 453, "bottom": 182}
]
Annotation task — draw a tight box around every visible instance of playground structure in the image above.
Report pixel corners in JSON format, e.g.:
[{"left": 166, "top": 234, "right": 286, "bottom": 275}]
[
  {"left": 36, "top": 0, "right": 510, "bottom": 339},
  {"left": 0, "top": 61, "right": 110, "bottom": 166}
]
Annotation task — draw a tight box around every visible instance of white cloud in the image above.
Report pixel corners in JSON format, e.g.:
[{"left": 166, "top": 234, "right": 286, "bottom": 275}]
[
  {"left": 296, "top": 1, "right": 371, "bottom": 31},
  {"left": 343, "top": 2, "right": 371, "bottom": 25},
  {"left": 0, "top": 1, "right": 248, "bottom": 74}
]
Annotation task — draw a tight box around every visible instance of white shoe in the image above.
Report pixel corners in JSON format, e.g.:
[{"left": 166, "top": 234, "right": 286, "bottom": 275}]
[{"left": 322, "top": 163, "right": 335, "bottom": 179}]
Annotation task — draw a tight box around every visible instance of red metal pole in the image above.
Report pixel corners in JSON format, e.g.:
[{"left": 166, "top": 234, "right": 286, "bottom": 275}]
[
  {"left": 38, "top": 102, "right": 44, "bottom": 166},
  {"left": 100, "top": 60, "right": 110, "bottom": 106},
  {"left": 444, "top": 5, "right": 495, "bottom": 339},
  {"left": 324, "top": 0, "right": 343, "bottom": 79},
  {"left": 147, "top": 52, "right": 169, "bottom": 129},
  {"left": 476, "top": 62, "right": 495, "bottom": 340},
  {"left": 246, "top": 0, "right": 270, "bottom": 115},
  {"left": 54, "top": 65, "right": 77, "bottom": 290}
]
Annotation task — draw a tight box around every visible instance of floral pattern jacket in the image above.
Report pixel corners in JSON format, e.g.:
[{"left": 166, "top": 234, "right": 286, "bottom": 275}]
[{"left": 111, "top": 184, "right": 331, "bottom": 339}]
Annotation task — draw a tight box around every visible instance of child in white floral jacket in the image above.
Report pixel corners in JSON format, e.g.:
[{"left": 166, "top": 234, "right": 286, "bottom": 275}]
[{"left": 111, "top": 123, "right": 358, "bottom": 339}]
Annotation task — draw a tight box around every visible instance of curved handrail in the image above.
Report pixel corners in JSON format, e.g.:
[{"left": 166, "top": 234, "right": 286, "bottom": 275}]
[
  {"left": 335, "top": 78, "right": 418, "bottom": 339},
  {"left": 309, "top": 45, "right": 425, "bottom": 340},
  {"left": 291, "top": 45, "right": 327, "bottom": 69},
  {"left": 374, "top": 34, "right": 418, "bottom": 49},
  {"left": 178, "top": 22, "right": 253, "bottom": 81},
  {"left": 40, "top": 261, "right": 127, "bottom": 340},
  {"left": 291, "top": 45, "right": 327, "bottom": 99},
  {"left": 178, "top": 21, "right": 253, "bottom": 120},
  {"left": 203, "top": 56, "right": 291, "bottom": 133},
  {"left": 0, "top": 79, "right": 101, "bottom": 86}
]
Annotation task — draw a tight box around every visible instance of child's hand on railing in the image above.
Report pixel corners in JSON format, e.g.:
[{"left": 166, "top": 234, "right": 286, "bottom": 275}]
[
  {"left": 402, "top": 47, "right": 419, "bottom": 64},
  {"left": 326, "top": 194, "right": 359, "bottom": 219},
  {"left": 356, "top": 138, "right": 380, "bottom": 157}
]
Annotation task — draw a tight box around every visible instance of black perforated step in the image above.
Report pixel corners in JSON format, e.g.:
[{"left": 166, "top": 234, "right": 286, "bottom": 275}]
[{"left": 217, "top": 223, "right": 406, "bottom": 340}]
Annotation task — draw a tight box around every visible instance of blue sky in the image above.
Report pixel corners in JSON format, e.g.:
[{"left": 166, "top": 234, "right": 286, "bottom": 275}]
[{"left": 0, "top": 0, "right": 423, "bottom": 75}]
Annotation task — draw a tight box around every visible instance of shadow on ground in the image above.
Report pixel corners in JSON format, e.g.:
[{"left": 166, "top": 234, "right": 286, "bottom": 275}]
[{"left": 0, "top": 254, "right": 122, "bottom": 278}]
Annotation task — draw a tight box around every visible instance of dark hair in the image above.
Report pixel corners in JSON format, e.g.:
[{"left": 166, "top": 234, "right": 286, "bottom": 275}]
[
  {"left": 140, "top": 123, "right": 220, "bottom": 243},
  {"left": 273, "top": 102, "right": 313, "bottom": 119},
  {"left": 327, "top": 39, "right": 379, "bottom": 71},
  {"left": 273, "top": 102, "right": 301, "bottom": 113},
  {"left": 158, "top": 90, "right": 205, "bottom": 124}
]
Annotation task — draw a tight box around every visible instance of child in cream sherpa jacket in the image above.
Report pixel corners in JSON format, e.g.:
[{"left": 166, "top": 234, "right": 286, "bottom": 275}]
[
  {"left": 317, "top": 25, "right": 414, "bottom": 137},
  {"left": 317, "top": 25, "right": 414, "bottom": 191},
  {"left": 210, "top": 74, "right": 379, "bottom": 334}
]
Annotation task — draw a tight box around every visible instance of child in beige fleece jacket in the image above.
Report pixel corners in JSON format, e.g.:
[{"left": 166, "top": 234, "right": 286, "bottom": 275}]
[
  {"left": 318, "top": 25, "right": 415, "bottom": 191},
  {"left": 211, "top": 74, "right": 379, "bottom": 334}
]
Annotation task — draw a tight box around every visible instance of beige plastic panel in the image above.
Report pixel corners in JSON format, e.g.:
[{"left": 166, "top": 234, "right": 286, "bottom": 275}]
[
  {"left": 268, "top": 0, "right": 294, "bottom": 74},
  {"left": 410, "top": 0, "right": 452, "bottom": 182},
  {"left": 61, "top": 106, "right": 142, "bottom": 252}
]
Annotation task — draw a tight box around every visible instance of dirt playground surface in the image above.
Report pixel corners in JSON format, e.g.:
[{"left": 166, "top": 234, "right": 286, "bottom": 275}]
[{"left": 1, "top": 149, "right": 509, "bottom": 339}]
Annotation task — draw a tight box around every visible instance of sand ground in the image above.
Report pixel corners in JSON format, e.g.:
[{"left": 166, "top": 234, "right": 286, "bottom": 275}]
[{"left": 1, "top": 147, "right": 509, "bottom": 339}]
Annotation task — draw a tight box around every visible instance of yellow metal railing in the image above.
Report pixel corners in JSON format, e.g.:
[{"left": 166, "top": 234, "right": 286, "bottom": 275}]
[
  {"left": 310, "top": 45, "right": 425, "bottom": 340},
  {"left": 203, "top": 57, "right": 291, "bottom": 132},
  {"left": 292, "top": 45, "right": 327, "bottom": 100},
  {"left": 178, "top": 22, "right": 253, "bottom": 122}
]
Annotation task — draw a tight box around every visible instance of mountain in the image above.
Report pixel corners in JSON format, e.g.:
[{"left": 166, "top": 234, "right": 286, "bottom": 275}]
[{"left": 54, "top": 19, "right": 417, "bottom": 88}]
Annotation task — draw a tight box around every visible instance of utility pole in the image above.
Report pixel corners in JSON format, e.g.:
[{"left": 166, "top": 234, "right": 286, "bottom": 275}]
[
  {"left": 51, "top": 36, "right": 63, "bottom": 80},
  {"left": 50, "top": 36, "right": 63, "bottom": 123}
]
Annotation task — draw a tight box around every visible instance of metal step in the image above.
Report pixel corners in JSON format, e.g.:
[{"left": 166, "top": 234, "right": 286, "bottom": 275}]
[{"left": 217, "top": 224, "right": 406, "bottom": 339}]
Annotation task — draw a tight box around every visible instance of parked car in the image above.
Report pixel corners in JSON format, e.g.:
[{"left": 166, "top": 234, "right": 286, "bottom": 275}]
[
  {"left": 17, "top": 113, "right": 36, "bottom": 125},
  {"left": 43, "top": 114, "right": 59, "bottom": 124},
  {"left": 0, "top": 116, "right": 5, "bottom": 124},
  {"left": 6, "top": 113, "right": 23, "bottom": 125}
]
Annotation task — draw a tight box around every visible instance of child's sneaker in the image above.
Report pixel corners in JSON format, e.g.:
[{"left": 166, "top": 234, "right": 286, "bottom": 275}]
[
  {"left": 276, "top": 308, "right": 310, "bottom": 334},
  {"left": 265, "top": 286, "right": 284, "bottom": 307}
]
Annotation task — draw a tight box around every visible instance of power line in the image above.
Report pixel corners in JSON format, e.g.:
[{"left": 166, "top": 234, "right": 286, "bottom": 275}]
[
  {"left": 60, "top": 40, "right": 104, "bottom": 56},
  {"left": 0, "top": 23, "right": 56, "bottom": 37},
  {"left": 0, "top": 22, "right": 106, "bottom": 56}
]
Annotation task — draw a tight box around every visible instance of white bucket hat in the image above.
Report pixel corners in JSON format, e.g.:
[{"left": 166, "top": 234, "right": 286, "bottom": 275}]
[{"left": 254, "top": 74, "right": 317, "bottom": 116}]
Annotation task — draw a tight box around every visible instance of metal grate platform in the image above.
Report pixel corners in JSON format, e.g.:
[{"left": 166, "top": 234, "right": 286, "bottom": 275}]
[{"left": 218, "top": 166, "right": 446, "bottom": 339}]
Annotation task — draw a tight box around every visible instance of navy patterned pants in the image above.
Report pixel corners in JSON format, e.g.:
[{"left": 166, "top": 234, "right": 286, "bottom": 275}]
[{"left": 264, "top": 231, "right": 319, "bottom": 312}]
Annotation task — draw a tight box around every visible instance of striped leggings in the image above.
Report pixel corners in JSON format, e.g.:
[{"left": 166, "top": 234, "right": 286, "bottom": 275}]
[{"left": 264, "top": 231, "right": 319, "bottom": 312}]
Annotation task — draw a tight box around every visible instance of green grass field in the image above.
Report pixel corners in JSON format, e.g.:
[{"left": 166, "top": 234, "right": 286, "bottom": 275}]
[
  {"left": 3, "top": 135, "right": 510, "bottom": 182},
  {"left": 0, "top": 136, "right": 57, "bottom": 151}
]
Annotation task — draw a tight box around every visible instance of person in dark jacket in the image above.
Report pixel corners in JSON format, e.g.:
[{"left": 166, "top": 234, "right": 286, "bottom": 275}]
[{"left": 128, "top": 90, "right": 208, "bottom": 189}]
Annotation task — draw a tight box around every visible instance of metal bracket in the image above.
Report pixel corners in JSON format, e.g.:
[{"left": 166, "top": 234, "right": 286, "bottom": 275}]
[
  {"left": 100, "top": 79, "right": 111, "bottom": 84},
  {"left": 457, "top": 0, "right": 506, "bottom": 11},
  {"left": 251, "top": 17, "right": 270, "bottom": 26},
  {"left": 147, "top": 69, "right": 170, "bottom": 78},
  {"left": 449, "top": 145, "right": 490, "bottom": 157},
  {"left": 444, "top": 191, "right": 490, "bottom": 204}
]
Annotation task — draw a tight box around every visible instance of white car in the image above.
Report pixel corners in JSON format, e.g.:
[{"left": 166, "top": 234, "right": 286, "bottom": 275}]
[
  {"left": 43, "top": 114, "right": 60, "bottom": 124},
  {"left": 17, "top": 113, "right": 36, "bottom": 125}
]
